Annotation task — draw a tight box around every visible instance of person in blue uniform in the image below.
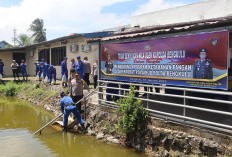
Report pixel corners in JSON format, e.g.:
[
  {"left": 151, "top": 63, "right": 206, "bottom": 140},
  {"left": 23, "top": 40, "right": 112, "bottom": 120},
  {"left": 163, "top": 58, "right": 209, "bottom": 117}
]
[
  {"left": 71, "top": 58, "right": 76, "bottom": 69},
  {"left": 39, "top": 62, "right": 45, "bottom": 79},
  {"left": 0, "top": 59, "right": 4, "bottom": 76},
  {"left": 20, "top": 59, "right": 28, "bottom": 81},
  {"left": 193, "top": 48, "right": 213, "bottom": 79},
  {"left": 61, "top": 57, "right": 68, "bottom": 87},
  {"left": 60, "top": 92, "right": 86, "bottom": 132},
  {"left": 105, "top": 54, "right": 113, "bottom": 74},
  {"left": 44, "top": 62, "right": 50, "bottom": 79},
  {"left": 75, "top": 56, "right": 85, "bottom": 79},
  {"left": 48, "top": 65, "right": 56, "bottom": 84}
]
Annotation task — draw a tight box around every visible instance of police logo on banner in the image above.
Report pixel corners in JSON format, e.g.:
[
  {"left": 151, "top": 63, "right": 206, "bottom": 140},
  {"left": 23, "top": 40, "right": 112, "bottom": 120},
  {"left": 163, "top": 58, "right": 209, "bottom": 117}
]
[{"left": 210, "top": 39, "right": 219, "bottom": 46}]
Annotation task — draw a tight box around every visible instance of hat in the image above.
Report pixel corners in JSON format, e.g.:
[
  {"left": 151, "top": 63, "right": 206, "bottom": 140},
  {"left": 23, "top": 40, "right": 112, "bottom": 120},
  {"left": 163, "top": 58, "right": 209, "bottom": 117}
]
[
  {"left": 13, "top": 60, "right": 16, "bottom": 62},
  {"left": 63, "top": 57, "right": 68, "bottom": 59},
  {"left": 75, "top": 72, "right": 80, "bottom": 76},
  {"left": 40, "top": 62, "right": 44, "bottom": 64},
  {"left": 200, "top": 48, "right": 207, "bottom": 53},
  {"left": 76, "top": 56, "right": 81, "bottom": 59},
  {"left": 33, "top": 62, "right": 37, "bottom": 64},
  {"left": 21, "top": 59, "right": 25, "bottom": 61},
  {"left": 41, "top": 58, "right": 45, "bottom": 61},
  {"left": 50, "top": 65, "right": 53, "bottom": 68},
  {"left": 70, "top": 68, "right": 75, "bottom": 73},
  {"left": 36, "top": 59, "right": 39, "bottom": 61},
  {"left": 60, "top": 92, "right": 65, "bottom": 97}
]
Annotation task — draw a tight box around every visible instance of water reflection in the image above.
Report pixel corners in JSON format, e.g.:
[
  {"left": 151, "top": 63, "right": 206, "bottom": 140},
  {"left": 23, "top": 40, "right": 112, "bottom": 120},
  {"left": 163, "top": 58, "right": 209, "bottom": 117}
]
[{"left": 0, "top": 96, "right": 146, "bottom": 157}]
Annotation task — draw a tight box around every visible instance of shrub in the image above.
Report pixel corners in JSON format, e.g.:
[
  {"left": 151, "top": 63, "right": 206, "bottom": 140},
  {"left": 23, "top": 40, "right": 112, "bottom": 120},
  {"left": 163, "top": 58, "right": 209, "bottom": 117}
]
[{"left": 115, "top": 86, "right": 148, "bottom": 138}]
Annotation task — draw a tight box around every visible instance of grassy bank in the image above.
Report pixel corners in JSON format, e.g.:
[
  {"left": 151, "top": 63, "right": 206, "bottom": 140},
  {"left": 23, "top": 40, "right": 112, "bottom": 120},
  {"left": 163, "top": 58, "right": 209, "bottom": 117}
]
[{"left": 0, "top": 81, "right": 59, "bottom": 98}]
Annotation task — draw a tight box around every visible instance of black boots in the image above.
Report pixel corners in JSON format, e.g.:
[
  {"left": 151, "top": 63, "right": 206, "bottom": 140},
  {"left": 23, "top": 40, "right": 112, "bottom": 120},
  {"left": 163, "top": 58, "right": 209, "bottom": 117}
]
[{"left": 62, "top": 127, "right": 67, "bottom": 132}]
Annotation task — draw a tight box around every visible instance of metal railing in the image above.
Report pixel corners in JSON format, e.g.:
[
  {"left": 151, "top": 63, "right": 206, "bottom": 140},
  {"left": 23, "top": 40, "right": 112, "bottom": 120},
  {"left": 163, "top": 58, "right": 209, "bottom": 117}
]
[{"left": 97, "top": 80, "right": 232, "bottom": 134}]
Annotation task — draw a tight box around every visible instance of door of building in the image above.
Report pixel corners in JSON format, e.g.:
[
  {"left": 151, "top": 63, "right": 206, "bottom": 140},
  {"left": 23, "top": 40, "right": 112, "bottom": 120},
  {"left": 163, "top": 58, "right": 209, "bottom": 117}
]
[{"left": 13, "top": 52, "right": 26, "bottom": 73}]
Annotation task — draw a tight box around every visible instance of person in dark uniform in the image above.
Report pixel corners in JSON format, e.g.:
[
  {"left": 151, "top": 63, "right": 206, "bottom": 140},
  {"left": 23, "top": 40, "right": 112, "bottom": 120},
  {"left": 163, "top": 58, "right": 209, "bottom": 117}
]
[
  {"left": 193, "top": 48, "right": 213, "bottom": 79},
  {"left": 0, "top": 59, "right": 4, "bottom": 76},
  {"left": 105, "top": 54, "right": 113, "bottom": 74}
]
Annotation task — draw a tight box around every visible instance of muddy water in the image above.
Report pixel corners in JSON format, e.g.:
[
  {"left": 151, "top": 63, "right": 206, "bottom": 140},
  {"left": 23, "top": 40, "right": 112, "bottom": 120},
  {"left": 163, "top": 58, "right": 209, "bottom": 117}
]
[{"left": 0, "top": 96, "right": 146, "bottom": 157}]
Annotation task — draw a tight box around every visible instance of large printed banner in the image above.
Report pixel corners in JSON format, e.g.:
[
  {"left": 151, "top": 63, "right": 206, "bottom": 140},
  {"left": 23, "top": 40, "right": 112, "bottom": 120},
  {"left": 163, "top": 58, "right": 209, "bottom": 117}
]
[{"left": 100, "top": 31, "right": 229, "bottom": 89}]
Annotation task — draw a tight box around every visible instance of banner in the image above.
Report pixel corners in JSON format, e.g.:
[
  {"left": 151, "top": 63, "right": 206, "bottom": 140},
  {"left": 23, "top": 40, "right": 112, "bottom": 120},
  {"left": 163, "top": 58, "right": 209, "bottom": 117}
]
[{"left": 100, "top": 31, "right": 229, "bottom": 90}]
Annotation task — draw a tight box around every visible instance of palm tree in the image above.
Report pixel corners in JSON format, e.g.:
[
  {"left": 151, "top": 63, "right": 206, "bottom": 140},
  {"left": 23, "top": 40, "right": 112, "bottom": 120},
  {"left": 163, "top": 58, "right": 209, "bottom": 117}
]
[
  {"left": 16, "top": 34, "right": 32, "bottom": 46},
  {"left": 30, "top": 18, "right": 47, "bottom": 43}
]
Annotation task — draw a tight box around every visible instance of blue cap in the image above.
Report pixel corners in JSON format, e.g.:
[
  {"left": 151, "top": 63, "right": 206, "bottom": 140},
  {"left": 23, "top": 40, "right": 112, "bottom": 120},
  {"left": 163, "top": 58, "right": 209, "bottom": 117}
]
[
  {"left": 40, "top": 62, "right": 44, "bottom": 64},
  {"left": 76, "top": 56, "right": 81, "bottom": 59},
  {"left": 41, "top": 58, "right": 45, "bottom": 61},
  {"left": 21, "top": 59, "right": 25, "bottom": 61},
  {"left": 63, "top": 57, "right": 68, "bottom": 59},
  {"left": 33, "top": 62, "right": 37, "bottom": 64},
  {"left": 36, "top": 59, "right": 39, "bottom": 61},
  {"left": 60, "top": 92, "right": 65, "bottom": 97},
  {"left": 50, "top": 65, "right": 53, "bottom": 68},
  {"left": 200, "top": 48, "right": 207, "bottom": 53}
]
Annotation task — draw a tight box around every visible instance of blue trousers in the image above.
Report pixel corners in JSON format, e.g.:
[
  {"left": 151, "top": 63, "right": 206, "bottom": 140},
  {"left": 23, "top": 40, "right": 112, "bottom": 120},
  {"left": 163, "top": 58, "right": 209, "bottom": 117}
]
[
  {"left": 21, "top": 69, "right": 27, "bottom": 79},
  {"left": 49, "top": 73, "right": 56, "bottom": 82},
  {"left": 63, "top": 105, "right": 84, "bottom": 127}
]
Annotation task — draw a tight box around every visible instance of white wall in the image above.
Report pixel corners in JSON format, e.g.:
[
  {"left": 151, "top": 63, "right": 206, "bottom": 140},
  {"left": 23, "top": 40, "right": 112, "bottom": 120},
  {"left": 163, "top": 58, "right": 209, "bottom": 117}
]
[{"left": 131, "top": 0, "right": 232, "bottom": 27}]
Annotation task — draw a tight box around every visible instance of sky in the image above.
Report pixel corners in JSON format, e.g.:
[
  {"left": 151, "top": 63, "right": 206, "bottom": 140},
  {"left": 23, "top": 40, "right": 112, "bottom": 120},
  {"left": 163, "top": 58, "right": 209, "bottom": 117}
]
[{"left": 0, "top": 0, "right": 203, "bottom": 44}]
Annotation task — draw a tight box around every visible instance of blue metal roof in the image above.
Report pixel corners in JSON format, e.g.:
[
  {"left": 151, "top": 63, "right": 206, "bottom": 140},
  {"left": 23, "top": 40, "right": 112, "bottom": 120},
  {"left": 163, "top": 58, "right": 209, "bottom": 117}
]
[{"left": 71, "top": 31, "right": 113, "bottom": 38}]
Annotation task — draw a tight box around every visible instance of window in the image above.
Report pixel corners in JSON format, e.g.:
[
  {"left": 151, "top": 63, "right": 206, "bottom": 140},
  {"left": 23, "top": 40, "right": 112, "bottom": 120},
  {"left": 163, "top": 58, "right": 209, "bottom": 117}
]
[
  {"left": 38, "top": 49, "right": 50, "bottom": 64},
  {"left": 81, "top": 44, "right": 91, "bottom": 52},
  {"left": 51, "top": 46, "right": 66, "bottom": 66}
]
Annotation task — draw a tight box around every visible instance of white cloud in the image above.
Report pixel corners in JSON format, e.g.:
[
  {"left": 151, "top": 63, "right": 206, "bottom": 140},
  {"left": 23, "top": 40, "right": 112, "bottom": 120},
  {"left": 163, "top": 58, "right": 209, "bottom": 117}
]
[
  {"left": 133, "top": 0, "right": 184, "bottom": 16},
  {"left": 0, "top": 0, "right": 131, "bottom": 44}
]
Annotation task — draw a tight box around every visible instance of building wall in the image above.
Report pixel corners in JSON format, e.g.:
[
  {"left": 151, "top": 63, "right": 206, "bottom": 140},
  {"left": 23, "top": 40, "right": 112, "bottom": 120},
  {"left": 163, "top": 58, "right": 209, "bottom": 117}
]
[
  {"left": 27, "top": 36, "right": 98, "bottom": 82},
  {"left": 131, "top": 0, "right": 232, "bottom": 27},
  {"left": 0, "top": 51, "right": 27, "bottom": 76}
]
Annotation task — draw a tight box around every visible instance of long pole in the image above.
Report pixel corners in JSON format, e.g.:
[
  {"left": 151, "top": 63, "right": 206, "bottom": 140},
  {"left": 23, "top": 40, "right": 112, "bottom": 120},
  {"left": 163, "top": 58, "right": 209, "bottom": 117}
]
[{"left": 34, "top": 88, "right": 98, "bottom": 135}]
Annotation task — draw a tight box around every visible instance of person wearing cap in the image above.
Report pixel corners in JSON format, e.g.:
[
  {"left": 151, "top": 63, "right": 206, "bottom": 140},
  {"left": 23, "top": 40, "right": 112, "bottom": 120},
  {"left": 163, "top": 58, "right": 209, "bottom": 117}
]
[
  {"left": 193, "top": 48, "right": 213, "bottom": 79},
  {"left": 71, "top": 58, "right": 76, "bottom": 69},
  {"left": 75, "top": 56, "right": 85, "bottom": 79},
  {"left": 61, "top": 57, "right": 68, "bottom": 87},
  {"left": 39, "top": 62, "right": 45, "bottom": 80},
  {"left": 11, "top": 60, "right": 19, "bottom": 80},
  {"left": 44, "top": 62, "right": 50, "bottom": 79},
  {"left": 0, "top": 59, "right": 4, "bottom": 76},
  {"left": 48, "top": 65, "right": 56, "bottom": 84},
  {"left": 70, "top": 72, "right": 90, "bottom": 112},
  {"left": 20, "top": 59, "right": 28, "bottom": 81},
  {"left": 83, "top": 56, "right": 91, "bottom": 86},
  {"left": 60, "top": 92, "right": 86, "bottom": 132}
]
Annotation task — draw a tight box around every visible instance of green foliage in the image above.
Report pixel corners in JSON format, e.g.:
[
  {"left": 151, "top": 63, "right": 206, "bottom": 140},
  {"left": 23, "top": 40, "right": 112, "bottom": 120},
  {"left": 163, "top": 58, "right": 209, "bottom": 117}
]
[
  {"left": 115, "top": 86, "right": 148, "bottom": 137},
  {"left": 16, "top": 33, "right": 33, "bottom": 46},
  {"left": 0, "top": 81, "right": 26, "bottom": 96},
  {"left": 29, "top": 18, "right": 46, "bottom": 43},
  {"left": 64, "top": 88, "right": 69, "bottom": 95},
  {"left": 33, "top": 83, "right": 40, "bottom": 89}
]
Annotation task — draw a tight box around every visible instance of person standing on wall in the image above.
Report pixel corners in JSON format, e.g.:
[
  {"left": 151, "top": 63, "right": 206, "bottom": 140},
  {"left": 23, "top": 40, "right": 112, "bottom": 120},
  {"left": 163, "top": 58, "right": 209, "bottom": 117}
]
[
  {"left": 20, "top": 59, "right": 28, "bottom": 81},
  {"left": 83, "top": 57, "right": 91, "bottom": 86},
  {"left": 75, "top": 56, "right": 85, "bottom": 79},
  {"left": 61, "top": 57, "right": 68, "bottom": 87},
  {"left": 91, "top": 58, "right": 98, "bottom": 89},
  {"left": 11, "top": 60, "right": 19, "bottom": 80},
  {"left": 70, "top": 73, "right": 90, "bottom": 113},
  {"left": 0, "top": 59, "right": 4, "bottom": 77}
]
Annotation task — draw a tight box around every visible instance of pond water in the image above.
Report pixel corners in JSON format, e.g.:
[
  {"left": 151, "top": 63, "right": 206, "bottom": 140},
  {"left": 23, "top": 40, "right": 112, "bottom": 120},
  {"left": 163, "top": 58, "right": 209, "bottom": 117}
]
[{"left": 0, "top": 96, "right": 146, "bottom": 157}]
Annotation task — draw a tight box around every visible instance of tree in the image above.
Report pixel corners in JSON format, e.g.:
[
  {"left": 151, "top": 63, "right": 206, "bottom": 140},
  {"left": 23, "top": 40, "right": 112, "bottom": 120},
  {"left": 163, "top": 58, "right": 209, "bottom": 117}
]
[
  {"left": 29, "top": 18, "right": 46, "bottom": 43},
  {"left": 16, "top": 34, "right": 32, "bottom": 46}
]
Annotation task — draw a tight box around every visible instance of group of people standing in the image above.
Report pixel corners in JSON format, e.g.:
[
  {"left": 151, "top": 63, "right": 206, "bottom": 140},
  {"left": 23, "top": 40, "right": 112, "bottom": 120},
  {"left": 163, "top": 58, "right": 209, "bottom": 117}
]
[
  {"left": 61, "top": 56, "right": 98, "bottom": 89},
  {"left": 34, "top": 59, "right": 57, "bottom": 84}
]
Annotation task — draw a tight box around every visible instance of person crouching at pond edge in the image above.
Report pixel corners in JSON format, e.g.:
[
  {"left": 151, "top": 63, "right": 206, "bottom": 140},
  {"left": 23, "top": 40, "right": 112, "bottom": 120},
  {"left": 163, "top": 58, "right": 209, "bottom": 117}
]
[
  {"left": 60, "top": 92, "right": 86, "bottom": 132},
  {"left": 70, "top": 72, "right": 90, "bottom": 113}
]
